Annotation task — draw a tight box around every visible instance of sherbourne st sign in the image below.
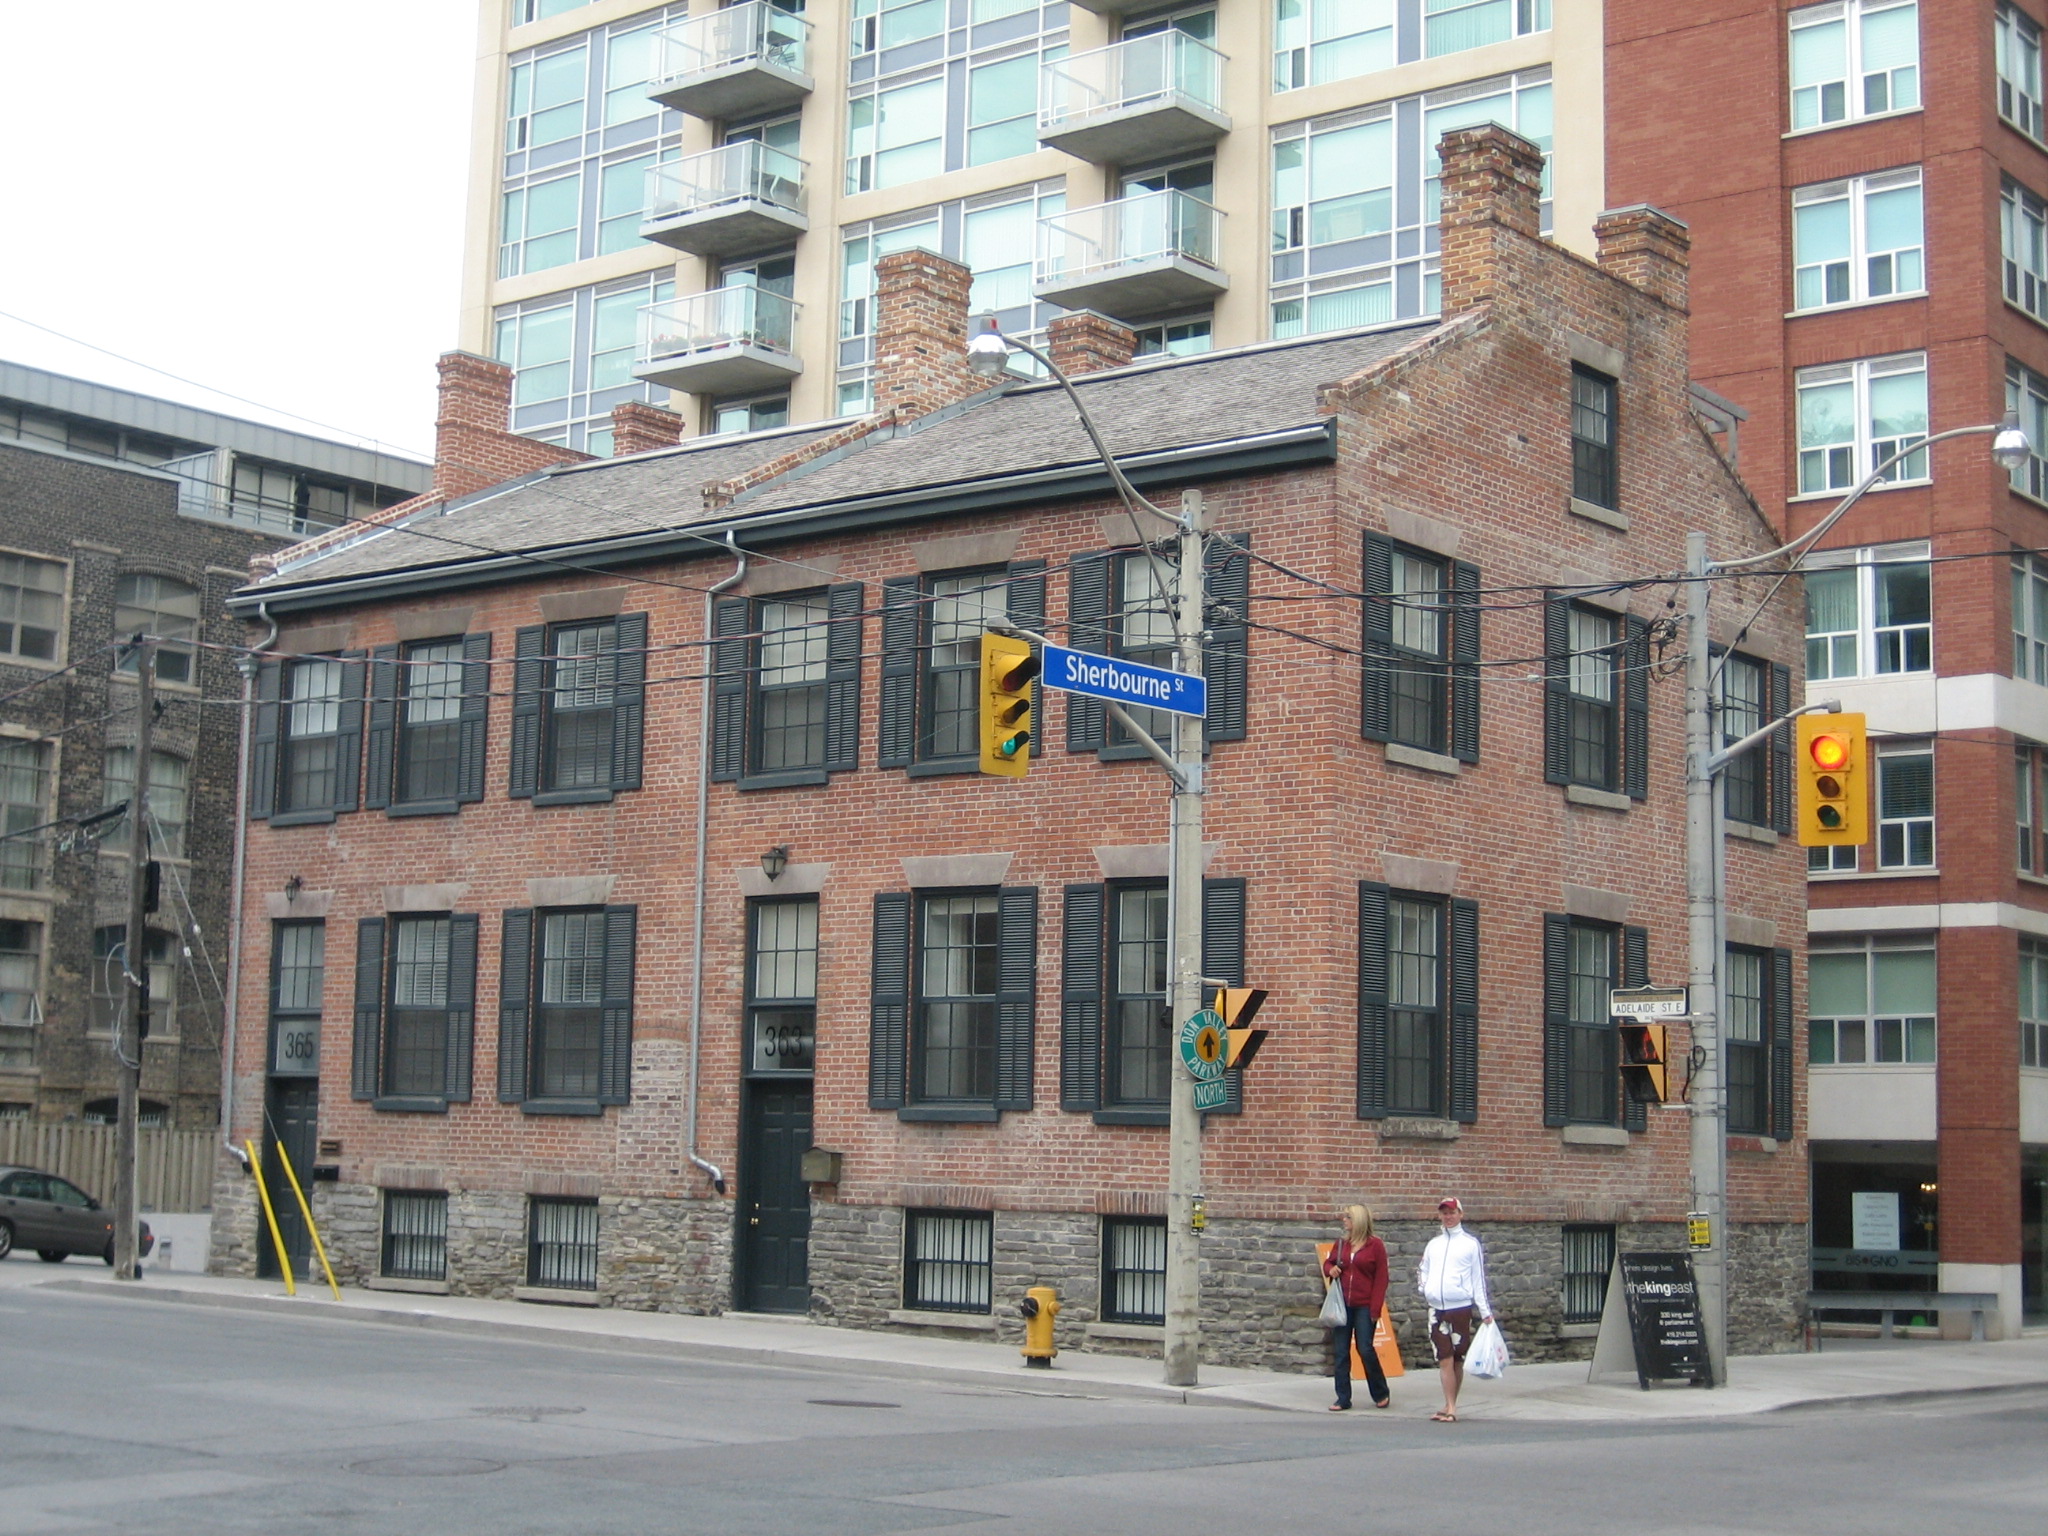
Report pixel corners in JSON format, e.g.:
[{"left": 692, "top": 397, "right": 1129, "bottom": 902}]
[{"left": 1040, "top": 642, "right": 1207, "bottom": 718}]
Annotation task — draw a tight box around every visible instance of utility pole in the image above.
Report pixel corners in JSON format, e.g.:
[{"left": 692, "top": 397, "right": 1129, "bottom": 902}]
[
  {"left": 1162, "top": 488, "right": 1210, "bottom": 1388},
  {"left": 113, "top": 636, "right": 153, "bottom": 1283}
]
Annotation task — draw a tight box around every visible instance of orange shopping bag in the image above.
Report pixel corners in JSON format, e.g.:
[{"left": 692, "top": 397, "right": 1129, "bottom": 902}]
[{"left": 1314, "top": 1242, "right": 1405, "bottom": 1379}]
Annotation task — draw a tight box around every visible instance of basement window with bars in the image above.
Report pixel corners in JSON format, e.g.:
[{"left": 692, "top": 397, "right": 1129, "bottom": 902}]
[
  {"left": 1561, "top": 1223, "right": 1614, "bottom": 1324},
  {"left": 381, "top": 1191, "right": 447, "bottom": 1282},
  {"left": 904, "top": 1209, "right": 992, "bottom": 1313},
  {"left": 527, "top": 1196, "right": 599, "bottom": 1290},
  {"left": 1101, "top": 1216, "right": 1167, "bottom": 1325}
]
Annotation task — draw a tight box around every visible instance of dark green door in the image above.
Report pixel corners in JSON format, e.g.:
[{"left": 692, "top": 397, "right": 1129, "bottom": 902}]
[
  {"left": 738, "top": 1081, "right": 812, "bottom": 1312},
  {"left": 258, "top": 1079, "right": 318, "bottom": 1280}
]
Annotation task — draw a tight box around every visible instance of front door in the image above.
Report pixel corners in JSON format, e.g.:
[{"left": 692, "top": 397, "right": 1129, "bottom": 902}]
[
  {"left": 258, "top": 1079, "right": 318, "bottom": 1280},
  {"left": 737, "top": 1080, "right": 812, "bottom": 1312}
]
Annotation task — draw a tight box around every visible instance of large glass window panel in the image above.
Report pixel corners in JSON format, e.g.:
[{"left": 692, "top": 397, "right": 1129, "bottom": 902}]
[
  {"left": 496, "top": 304, "right": 575, "bottom": 409},
  {"left": 1791, "top": 2, "right": 1919, "bottom": 130},
  {"left": 500, "top": 174, "right": 581, "bottom": 278},
  {"left": 1797, "top": 356, "right": 1925, "bottom": 493},
  {"left": 1274, "top": 0, "right": 1393, "bottom": 92},
  {"left": 1804, "top": 566, "right": 1859, "bottom": 680},
  {"left": 1877, "top": 748, "right": 1934, "bottom": 868},
  {"left": 507, "top": 46, "right": 588, "bottom": 152},
  {"left": 968, "top": 53, "right": 1039, "bottom": 167},
  {"left": 1793, "top": 187, "right": 1852, "bottom": 308},
  {"left": 603, "top": 21, "right": 662, "bottom": 125},
  {"left": 847, "top": 78, "right": 944, "bottom": 193},
  {"left": 598, "top": 154, "right": 655, "bottom": 255}
]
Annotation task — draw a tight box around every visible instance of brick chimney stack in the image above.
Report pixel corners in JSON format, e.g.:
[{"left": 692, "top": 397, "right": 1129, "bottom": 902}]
[
  {"left": 611, "top": 399, "right": 687, "bottom": 456},
  {"left": 1047, "top": 310, "right": 1137, "bottom": 376},
  {"left": 871, "top": 249, "right": 984, "bottom": 419},
  {"left": 1593, "top": 204, "right": 1692, "bottom": 312},
  {"left": 1436, "top": 124, "right": 1546, "bottom": 316},
  {"left": 433, "top": 351, "right": 589, "bottom": 501}
]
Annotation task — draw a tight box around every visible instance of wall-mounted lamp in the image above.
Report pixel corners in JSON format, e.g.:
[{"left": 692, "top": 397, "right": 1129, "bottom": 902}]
[
  {"left": 760, "top": 846, "right": 790, "bottom": 882},
  {"left": 284, "top": 875, "right": 303, "bottom": 901}
]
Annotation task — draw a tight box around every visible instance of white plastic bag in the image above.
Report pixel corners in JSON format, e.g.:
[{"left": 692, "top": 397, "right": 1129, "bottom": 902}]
[
  {"left": 1466, "top": 1318, "right": 1509, "bottom": 1378},
  {"left": 1318, "top": 1280, "right": 1349, "bottom": 1329}
]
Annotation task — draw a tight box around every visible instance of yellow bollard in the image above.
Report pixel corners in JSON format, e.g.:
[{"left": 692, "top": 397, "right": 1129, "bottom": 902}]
[
  {"left": 245, "top": 1139, "right": 295, "bottom": 1298},
  {"left": 1019, "top": 1284, "right": 1060, "bottom": 1367},
  {"left": 270, "top": 1138, "right": 341, "bottom": 1300}
]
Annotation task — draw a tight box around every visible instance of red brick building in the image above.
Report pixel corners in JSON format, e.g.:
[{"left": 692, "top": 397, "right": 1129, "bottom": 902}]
[
  {"left": 209, "top": 130, "right": 1809, "bottom": 1366},
  {"left": 1608, "top": 0, "right": 2048, "bottom": 1332}
]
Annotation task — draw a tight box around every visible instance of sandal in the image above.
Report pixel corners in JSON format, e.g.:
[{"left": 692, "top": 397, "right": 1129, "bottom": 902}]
[
  {"left": 1373, "top": 1398, "right": 1391, "bottom": 1409},
  {"left": 1329, "top": 1403, "right": 1351, "bottom": 1412},
  {"left": 1430, "top": 1410, "right": 1457, "bottom": 1422}
]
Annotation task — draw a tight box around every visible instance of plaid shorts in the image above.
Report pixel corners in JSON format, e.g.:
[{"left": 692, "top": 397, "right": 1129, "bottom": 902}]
[{"left": 1429, "top": 1306, "right": 1477, "bottom": 1362}]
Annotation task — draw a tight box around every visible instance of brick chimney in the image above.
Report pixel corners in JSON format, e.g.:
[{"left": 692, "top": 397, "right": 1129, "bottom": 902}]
[
  {"left": 1047, "top": 310, "right": 1137, "bottom": 376},
  {"left": 1594, "top": 204, "right": 1691, "bottom": 312},
  {"left": 1436, "top": 124, "right": 1546, "bottom": 316},
  {"left": 433, "top": 351, "right": 589, "bottom": 501},
  {"left": 871, "top": 249, "right": 984, "bottom": 419},
  {"left": 611, "top": 399, "right": 687, "bottom": 456}
]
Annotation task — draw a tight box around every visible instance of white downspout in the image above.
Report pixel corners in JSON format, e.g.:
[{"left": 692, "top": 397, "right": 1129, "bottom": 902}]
[
  {"left": 685, "top": 534, "right": 747, "bottom": 1194},
  {"left": 222, "top": 600, "right": 277, "bottom": 1168}
]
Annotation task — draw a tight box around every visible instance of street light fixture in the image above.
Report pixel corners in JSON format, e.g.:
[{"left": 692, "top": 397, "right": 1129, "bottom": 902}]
[{"left": 1682, "top": 415, "right": 2028, "bottom": 1386}]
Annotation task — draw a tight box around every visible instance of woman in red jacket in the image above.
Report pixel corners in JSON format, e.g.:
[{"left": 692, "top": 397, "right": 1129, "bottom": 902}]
[{"left": 1323, "top": 1204, "right": 1390, "bottom": 1411}]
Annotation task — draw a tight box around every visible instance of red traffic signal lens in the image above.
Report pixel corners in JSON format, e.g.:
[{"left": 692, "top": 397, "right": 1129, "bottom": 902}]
[{"left": 1809, "top": 734, "right": 1851, "bottom": 771}]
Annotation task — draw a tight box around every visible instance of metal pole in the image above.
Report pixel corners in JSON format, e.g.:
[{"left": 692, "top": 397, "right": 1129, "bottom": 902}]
[
  {"left": 1682, "top": 533, "right": 1727, "bottom": 1384},
  {"left": 1163, "top": 489, "right": 1209, "bottom": 1388},
  {"left": 114, "top": 638, "right": 154, "bottom": 1283}
]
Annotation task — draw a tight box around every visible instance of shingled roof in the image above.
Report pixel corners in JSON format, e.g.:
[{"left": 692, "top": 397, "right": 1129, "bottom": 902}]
[{"left": 236, "top": 320, "right": 1438, "bottom": 605}]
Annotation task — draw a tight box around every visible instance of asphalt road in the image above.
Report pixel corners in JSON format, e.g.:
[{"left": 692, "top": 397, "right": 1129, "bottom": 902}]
[{"left": 1, "top": 1264, "right": 2041, "bottom": 1535}]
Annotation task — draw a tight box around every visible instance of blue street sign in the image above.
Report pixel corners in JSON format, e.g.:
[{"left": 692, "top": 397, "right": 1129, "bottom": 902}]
[{"left": 1041, "top": 643, "right": 1207, "bottom": 719}]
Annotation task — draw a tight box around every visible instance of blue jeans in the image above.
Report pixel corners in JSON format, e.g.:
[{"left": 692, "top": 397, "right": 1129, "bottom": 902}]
[{"left": 1333, "top": 1301, "right": 1390, "bottom": 1408}]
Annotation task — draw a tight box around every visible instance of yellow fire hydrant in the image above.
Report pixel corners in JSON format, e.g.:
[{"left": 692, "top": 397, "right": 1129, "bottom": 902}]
[{"left": 1019, "top": 1284, "right": 1060, "bottom": 1367}]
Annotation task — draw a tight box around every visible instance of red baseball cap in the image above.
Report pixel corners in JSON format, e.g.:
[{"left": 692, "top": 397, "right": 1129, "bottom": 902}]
[{"left": 1437, "top": 1197, "right": 1463, "bottom": 1213}]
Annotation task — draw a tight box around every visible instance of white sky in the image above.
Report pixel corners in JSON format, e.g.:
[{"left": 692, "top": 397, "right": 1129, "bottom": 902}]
[{"left": 0, "top": 2, "right": 476, "bottom": 464}]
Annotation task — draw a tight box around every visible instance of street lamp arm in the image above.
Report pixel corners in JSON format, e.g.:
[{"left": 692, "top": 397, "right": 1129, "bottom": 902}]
[{"left": 1705, "top": 698, "right": 1842, "bottom": 775}]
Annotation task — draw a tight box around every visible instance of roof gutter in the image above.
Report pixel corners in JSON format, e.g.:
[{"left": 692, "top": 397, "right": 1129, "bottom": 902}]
[{"left": 225, "top": 421, "right": 1334, "bottom": 617}]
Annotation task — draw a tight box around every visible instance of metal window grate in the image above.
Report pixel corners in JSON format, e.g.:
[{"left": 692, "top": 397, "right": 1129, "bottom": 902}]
[
  {"left": 1561, "top": 1223, "right": 1614, "bottom": 1324},
  {"left": 382, "top": 1192, "right": 448, "bottom": 1281},
  {"left": 905, "top": 1209, "right": 992, "bottom": 1313},
  {"left": 1102, "top": 1217, "right": 1166, "bottom": 1324},
  {"left": 528, "top": 1197, "right": 599, "bottom": 1290}
]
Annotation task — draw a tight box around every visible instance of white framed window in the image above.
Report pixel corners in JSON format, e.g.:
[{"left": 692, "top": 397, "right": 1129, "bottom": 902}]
[
  {"left": 1792, "top": 168, "right": 1922, "bottom": 310},
  {"left": 499, "top": 173, "right": 581, "bottom": 279},
  {"left": 1876, "top": 743, "right": 1933, "bottom": 869},
  {"left": 852, "top": 0, "right": 945, "bottom": 56},
  {"left": 966, "top": 50, "right": 1040, "bottom": 168},
  {"left": 1425, "top": 0, "right": 1548, "bottom": 58},
  {"left": 1804, "top": 541, "right": 1930, "bottom": 680},
  {"left": 493, "top": 272, "right": 675, "bottom": 455},
  {"left": 1809, "top": 937, "right": 1935, "bottom": 1064},
  {"left": 2002, "top": 179, "right": 2048, "bottom": 323},
  {"left": 846, "top": 75, "right": 943, "bottom": 193},
  {"left": 1789, "top": 1, "right": 1920, "bottom": 131},
  {"left": 2022, "top": 936, "right": 2048, "bottom": 1068},
  {"left": 2015, "top": 554, "right": 2048, "bottom": 684},
  {"left": 1999, "top": 2, "right": 2045, "bottom": 142},
  {"left": 1795, "top": 353, "right": 1927, "bottom": 494},
  {"left": 1809, "top": 843, "right": 1858, "bottom": 875},
  {"left": 506, "top": 42, "right": 587, "bottom": 153},
  {"left": 2006, "top": 357, "right": 2048, "bottom": 504},
  {"left": 0, "top": 551, "right": 66, "bottom": 665},
  {"left": 1274, "top": 0, "right": 1393, "bottom": 90}
]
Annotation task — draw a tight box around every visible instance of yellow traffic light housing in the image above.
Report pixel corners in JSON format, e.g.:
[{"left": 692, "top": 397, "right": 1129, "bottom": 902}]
[
  {"left": 1795, "top": 712, "right": 1868, "bottom": 847},
  {"left": 1213, "top": 986, "right": 1269, "bottom": 1069},
  {"left": 980, "top": 632, "right": 1038, "bottom": 777},
  {"left": 1618, "top": 1021, "right": 1669, "bottom": 1104}
]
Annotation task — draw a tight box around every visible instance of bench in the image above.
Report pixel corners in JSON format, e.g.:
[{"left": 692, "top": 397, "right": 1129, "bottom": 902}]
[{"left": 1806, "top": 1290, "right": 2000, "bottom": 1345}]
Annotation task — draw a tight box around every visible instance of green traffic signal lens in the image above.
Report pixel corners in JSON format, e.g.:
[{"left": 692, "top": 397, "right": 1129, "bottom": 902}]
[{"left": 1817, "top": 806, "right": 1843, "bottom": 829}]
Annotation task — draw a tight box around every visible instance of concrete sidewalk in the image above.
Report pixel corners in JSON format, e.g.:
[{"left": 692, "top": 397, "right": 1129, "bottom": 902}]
[{"left": 15, "top": 1261, "right": 2048, "bottom": 1422}]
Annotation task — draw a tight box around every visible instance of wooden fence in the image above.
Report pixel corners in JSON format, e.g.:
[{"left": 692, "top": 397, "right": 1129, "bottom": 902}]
[{"left": 0, "top": 1122, "right": 216, "bottom": 1211}]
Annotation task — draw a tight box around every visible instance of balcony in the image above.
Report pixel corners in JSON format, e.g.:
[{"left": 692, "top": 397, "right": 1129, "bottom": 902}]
[
  {"left": 1038, "top": 33, "right": 1229, "bottom": 166},
  {"left": 640, "top": 143, "right": 809, "bottom": 259},
  {"left": 1034, "top": 191, "right": 1228, "bottom": 318},
  {"left": 634, "top": 286, "right": 803, "bottom": 394},
  {"left": 646, "top": 2, "right": 811, "bottom": 120}
]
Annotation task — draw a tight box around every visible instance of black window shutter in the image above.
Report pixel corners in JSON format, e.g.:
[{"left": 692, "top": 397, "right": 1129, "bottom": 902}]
[
  {"left": 994, "top": 886, "right": 1038, "bottom": 1111},
  {"left": 878, "top": 576, "right": 921, "bottom": 769},
  {"left": 610, "top": 613, "right": 647, "bottom": 792},
  {"left": 1542, "top": 912, "right": 1570, "bottom": 1126},
  {"left": 444, "top": 913, "right": 478, "bottom": 1103},
  {"left": 1624, "top": 615, "right": 1650, "bottom": 800},
  {"left": 1769, "top": 662, "right": 1793, "bottom": 833},
  {"left": 1450, "top": 560, "right": 1481, "bottom": 763},
  {"left": 824, "top": 582, "right": 864, "bottom": 773},
  {"left": 1202, "top": 877, "right": 1247, "bottom": 1114},
  {"left": 497, "top": 909, "right": 533, "bottom": 1103},
  {"left": 457, "top": 631, "right": 492, "bottom": 805},
  {"left": 1066, "top": 551, "right": 1111, "bottom": 751},
  {"left": 1449, "top": 896, "right": 1480, "bottom": 1123},
  {"left": 1204, "top": 534, "right": 1250, "bottom": 744},
  {"left": 711, "top": 596, "right": 751, "bottom": 782},
  {"left": 248, "top": 659, "right": 281, "bottom": 819},
  {"left": 598, "top": 905, "right": 637, "bottom": 1105},
  {"left": 1543, "top": 597, "right": 1572, "bottom": 784},
  {"left": 869, "top": 892, "right": 912, "bottom": 1109},
  {"left": 508, "top": 625, "right": 546, "bottom": 799},
  {"left": 364, "top": 645, "right": 399, "bottom": 812},
  {"left": 1356, "top": 881, "right": 1390, "bottom": 1119},
  {"left": 1059, "top": 883, "right": 1105, "bottom": 1112},
  {"left": 331, "top": 651, "right": 366, "bottom": 813},
  {"left": 1623, "top": 925, "right": 1649, "bottom": 1131},
  {"left": 1770, "top": 946, "right": 1795, "bottom": 1142},
  {"left": 1360, "top": 532, "right": 1395, "bottom": 743},
  {"left": 351, "top": 916, "right": 385, "bottom": 1102}
]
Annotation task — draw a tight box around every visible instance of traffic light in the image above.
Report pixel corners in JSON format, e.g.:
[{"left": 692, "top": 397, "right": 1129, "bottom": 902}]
[
  {"left": 1618, "top": 1021, "right": 1667, "bottom": 1103},
  {"left": 980, "top": 632, "right": 1038, "bottom": 777},
  {"left": 1213, "top": 986, "right": 1269, "bottom": 1070},
  {"left": 1795, "top": 712, "right": 1868, "bottom": 847}
]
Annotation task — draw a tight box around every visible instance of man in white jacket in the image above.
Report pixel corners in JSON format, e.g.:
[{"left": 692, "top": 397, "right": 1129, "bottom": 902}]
[{"left": 1415, "top": 1196, "right": 1492, "bottom": 1421}]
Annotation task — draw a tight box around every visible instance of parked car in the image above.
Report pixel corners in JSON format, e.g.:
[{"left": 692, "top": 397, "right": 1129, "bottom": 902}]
[{"left": 0, "top": 1165, "right": 154, "bottom": 1264}]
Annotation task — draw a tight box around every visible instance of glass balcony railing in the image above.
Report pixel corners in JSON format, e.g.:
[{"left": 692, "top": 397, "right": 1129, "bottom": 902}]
[
  {"left": 646, "top": 142, "right": 807, "bottom": 226},
  {"left": 1037, "top": 189, "right": 1223, "bottom": 286},
  {"left": 1040, "top": 32, "right": 1226, "bottom": 134},
  {"left": 648, "top": 2, "right": 811, "bottom": 112},
  {"left": 639, "top": 286, "right": 800, "bottom": 368}
]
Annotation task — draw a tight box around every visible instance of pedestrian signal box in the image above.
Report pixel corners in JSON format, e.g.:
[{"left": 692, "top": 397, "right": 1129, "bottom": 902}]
[
  {"left": 1213, "top": 986, "right": 1269, "bottom": 1070},
  {"left": 1618, "top": 1021, "right": 1669, "bottom": 1104},
  {"left": 1795, "top": 712, "right": 1867, "bottom": 848},
  {"left": 980, "top": 632, "right": 1038, "bottom": 777}
]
